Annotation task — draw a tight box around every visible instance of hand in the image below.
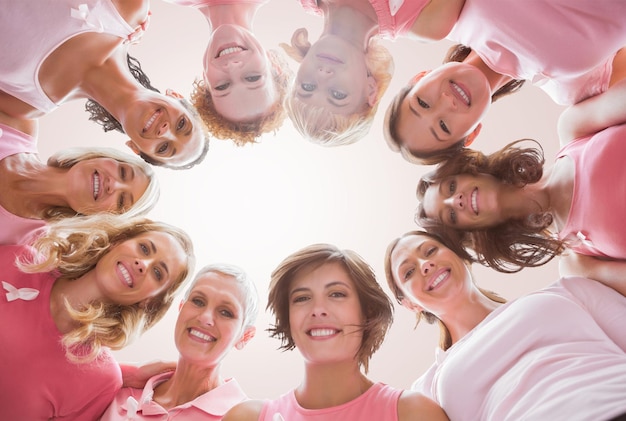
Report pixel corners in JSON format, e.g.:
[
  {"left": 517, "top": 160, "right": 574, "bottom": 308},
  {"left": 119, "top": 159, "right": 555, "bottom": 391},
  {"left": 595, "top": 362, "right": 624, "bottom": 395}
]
[{"left": 120, "top": 360, "right": 176, "bottom": 388}]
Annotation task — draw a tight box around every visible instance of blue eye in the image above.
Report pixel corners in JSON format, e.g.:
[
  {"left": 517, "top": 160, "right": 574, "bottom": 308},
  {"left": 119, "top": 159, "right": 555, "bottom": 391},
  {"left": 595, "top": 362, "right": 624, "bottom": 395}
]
[
  {"left": 215, "top": 82, "right": 230, "bottom": 91},
  {"left": 140, "top": 243, "right": 149, "bottom": 255},
  {"left": 245, "top": 75, "right": 261, "bottom": 82},
  {"left": 331, "top": 90, "right": 347, "bottom": 100},
  {"left": 301, "top": 83, "right": 316, "bottom": 92},
  {"left": 153, "top": 267, "right": 162, "bottom": 281},
  {"left": 220, "top": 309, "right": 234, "bottom": 318}
]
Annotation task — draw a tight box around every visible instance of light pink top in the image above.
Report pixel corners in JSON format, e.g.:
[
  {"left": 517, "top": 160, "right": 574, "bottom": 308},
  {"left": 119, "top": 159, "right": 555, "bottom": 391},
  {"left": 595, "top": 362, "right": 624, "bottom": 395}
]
[
  {"left": 298, "top": 0, "right": 428, "bottom": 40},
  {"left": 162, "top": 0, "right": 267, "bottom": 7},
  {"left": 448, "top": 0, "right": 626, "bottom": 105},
  {"left": 0, "top": 124, "right": 47, "bottom": 245},
  {"left": 102, "top": 372, "right": 247, "bottom": 420},
  {"left": 260, "top": 382, "right": 402, "bottom": 420},
  {"left": 0, "top": 0, "right": 142, "bottom": 113},
  {"left": 0, "top": 245, "right": 123, "bottom": 420},
  {"left": 412, "top": 277, "right": 626, "bottom": 420},
  {"left": 556, "top": 123, "right": 626, "bottom": 259}
]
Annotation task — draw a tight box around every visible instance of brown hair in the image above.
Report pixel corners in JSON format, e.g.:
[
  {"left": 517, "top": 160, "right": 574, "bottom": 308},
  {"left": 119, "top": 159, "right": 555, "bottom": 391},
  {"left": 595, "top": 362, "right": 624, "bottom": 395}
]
[
  {"left": 416, "top": 140, "right": 566, "bottom": 273},
  {"left": 267, "top": 243, "right": 393, "bottom": 373}
]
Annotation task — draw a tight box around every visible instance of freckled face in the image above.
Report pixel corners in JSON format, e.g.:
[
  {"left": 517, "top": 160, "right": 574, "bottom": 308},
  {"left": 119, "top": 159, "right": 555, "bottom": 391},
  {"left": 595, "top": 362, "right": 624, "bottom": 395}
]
[
  {"left": 288, "top": 262, "right": 364, "bottom": 365},
  {"left": 396, "top": 62, "right": 491, "bottom": 154},
  {"left": 65, "top": 158, "right": 149, "bottom": 215},
  {"left": 175, "top": 272, "right": 248, "bottom": 366},
  {"left": 390, "top": 234, "right": 471, "bottom": 314},
  {"left": 295, "top": 35, "right": 373, "bottom": 116},
  {"left": 204, "top": 25, "right": 276, "bottom": 122},
  {"left": 120, "top": 91, "right": 204, "bottom": 167},
  {"left": 421, "top": 174, "right": 506, "bottom": 229},
  {"left": 94, "top": 231, "right": 187, "bottom": 306}
]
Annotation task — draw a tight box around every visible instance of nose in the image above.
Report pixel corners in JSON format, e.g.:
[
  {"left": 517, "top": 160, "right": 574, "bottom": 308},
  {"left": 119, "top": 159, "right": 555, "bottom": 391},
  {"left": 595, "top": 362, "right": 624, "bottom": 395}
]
[
  {"left": 133, "top": 258, "right": 148, "bottom": 274},
  {"left": 311, "top": 299, "right": 328, "bottom": 318},
  {"left": 317, "top": 66, "right": 334, "bottom": 79},
  {"left": 156, "top": 121, "right": 170, "bottom": 138},
  {"left": 444, "top": 192, "right": 464, "bottom": 210},
  {"left": 198, "top": 310, "right": 215, "bottom": 326},
  {"left": 420, "top": 259, "right": 435, "bottom": 276}
]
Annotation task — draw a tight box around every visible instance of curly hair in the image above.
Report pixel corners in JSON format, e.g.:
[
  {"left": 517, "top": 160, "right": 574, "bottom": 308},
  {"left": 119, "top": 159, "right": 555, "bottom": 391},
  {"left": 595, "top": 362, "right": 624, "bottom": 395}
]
[
  {"left": 282, "top": 37, "right": 394, "bottom": 146},
  {"left": 191, "top": 49, "right": 293, "bottom": 146},
  {"left": 18, "top": 214, "right": 195, "bottom": 362},
  {"left": 44, "top": 147, "right": 160, "bottom": 219},
  {"left": 384, "top": 230, "right": 506, "bottom": 350},
  {"left": 384, "top": 44, "right": 526, "bottom": 164},
  {"left": 84, "top": 54, "right": 210, "bottom": 170},
  {"left": 267, "top": 243, "right": 393, "bottom": 373},
  {"left": 415, "top": 140, "right": 566, "bottom": 273}
]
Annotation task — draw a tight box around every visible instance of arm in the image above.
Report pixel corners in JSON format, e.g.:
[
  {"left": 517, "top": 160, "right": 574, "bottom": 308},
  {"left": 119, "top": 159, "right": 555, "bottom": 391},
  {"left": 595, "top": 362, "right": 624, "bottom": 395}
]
[
  {"left": 407, "top": 0, "right": 465, "bottom": 42},
  {"left": 119, "top": 360, "right": 176, "bottom": 388},
  {"left": 557, "top": 53, "right": 626, "bottom": 146},
  {"left": 222, "top": 399, "right": 265, "bottom": 421},
  {"left": 558, "top": 251, "right": 626, "bottom": 297},
  {"left": 398, "top": 390, "right": 449, "bottom": 421}
]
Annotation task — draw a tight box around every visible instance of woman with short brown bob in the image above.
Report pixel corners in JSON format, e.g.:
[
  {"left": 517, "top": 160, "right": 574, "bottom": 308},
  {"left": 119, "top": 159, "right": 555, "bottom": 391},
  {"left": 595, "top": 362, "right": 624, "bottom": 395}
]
[{"left": 223, "top": 243, "right": 447, "bottom": 421}]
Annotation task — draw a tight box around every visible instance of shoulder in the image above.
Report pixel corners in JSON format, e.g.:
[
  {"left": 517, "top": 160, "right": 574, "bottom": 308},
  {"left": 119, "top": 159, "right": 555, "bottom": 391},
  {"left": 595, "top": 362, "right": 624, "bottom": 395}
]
[
  {"left": 110, "top": 0, "right": 150, "bottom": 27},
  {"left": 397, "top": 390, "right": 449, "bottom": 421},
  {"left": 223, "top": 399, "right": 265, "bottom": 421}
]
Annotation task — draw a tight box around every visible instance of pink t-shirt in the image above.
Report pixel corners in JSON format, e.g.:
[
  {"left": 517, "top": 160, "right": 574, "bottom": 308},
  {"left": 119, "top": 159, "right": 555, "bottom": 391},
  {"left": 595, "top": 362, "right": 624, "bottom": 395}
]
[
  {"left": 102, "top": 372, "right": 248, "bottom": 420},
  {"left": 412, "top": 277, "right": 626, "bottom": 420},
  {"left": 0, "top": 0, "right": 142, "bottom": 113},
  {"left": 0, "top": 123, "right": 47, "bottom": 245},
  {"left": 259, "top": 382, "right": 402, "bottom": 420},
  {"left": 298, "top": 0, "right": 428, "bottom": 40},
  {"left": 0, "top": 245, "right": 123, "bottom": 420},
  {"left": 556, "top": 123, "right": 626, "bottom": 259},
  {"left": 448, "top": 0, "right": 626, "bottom": 105},
  {"left": 162, "top": 0, "right": 267, "bottom": 7}
]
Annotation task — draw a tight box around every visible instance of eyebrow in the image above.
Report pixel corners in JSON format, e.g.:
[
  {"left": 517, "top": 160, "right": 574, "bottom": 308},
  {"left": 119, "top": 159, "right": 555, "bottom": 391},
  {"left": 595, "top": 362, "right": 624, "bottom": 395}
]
[
  {"left": 408, "top": 101, "right": 441, "bottom": 142},
  {"left": 149, "top": 240, "right": 170, "bottom": 276}
]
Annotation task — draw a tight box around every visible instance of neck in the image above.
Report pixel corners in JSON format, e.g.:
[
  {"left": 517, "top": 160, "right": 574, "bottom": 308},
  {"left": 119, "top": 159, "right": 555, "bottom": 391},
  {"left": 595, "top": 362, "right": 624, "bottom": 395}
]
[
  {"left": 464, "top": 51, "right": 512, "bottom": 93},
  {"left": 437, "top": 287, "right": 502, "bottom": 344},
  {"left": 324, "top": 3, "right": 378, "bottom": 50},
  {"left": 153, "top": 359, "right": 223, "bottom": 410},
  {"left": 296, "top": 360, "right": 372, "bottom": 409},
  {"left": 0, "top": 154, "right": 73, "bottom": 218},
  {"left": 50, "top": 271, "right": 102, "bottom": 334},
  {"left": 199, "top": 3, "right": 260, "bottom": 30}
]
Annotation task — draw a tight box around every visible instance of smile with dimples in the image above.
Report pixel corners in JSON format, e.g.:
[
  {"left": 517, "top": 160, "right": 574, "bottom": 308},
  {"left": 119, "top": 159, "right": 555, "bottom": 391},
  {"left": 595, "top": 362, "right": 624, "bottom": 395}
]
[
  {"left": 427, "top": 268, "right": 450, "bottom": 291},
  {"left": 117, "top": 263, "right": 134, "bottom": 288},
  {"left": 450, "top": 81, "right": 471, "bottom": 106}
]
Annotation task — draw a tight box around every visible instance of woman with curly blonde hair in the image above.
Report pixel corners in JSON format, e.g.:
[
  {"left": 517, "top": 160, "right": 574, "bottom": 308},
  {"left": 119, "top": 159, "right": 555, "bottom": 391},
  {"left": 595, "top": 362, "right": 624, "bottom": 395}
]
[
  {"left": 0, "top": 214, "right": 195, "bottom": 420},
  {"left": 163, "top": 0, "right": 293, "bottom": 146}
]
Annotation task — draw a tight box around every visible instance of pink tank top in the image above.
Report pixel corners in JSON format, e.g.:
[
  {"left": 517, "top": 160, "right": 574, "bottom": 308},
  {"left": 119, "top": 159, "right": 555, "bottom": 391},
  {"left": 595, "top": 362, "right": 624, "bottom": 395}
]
[
  {"left": 0, "top": 0, "right": 145, "bottom": 113},
  {"left": 259, "top": 382, "right": 402, "bottom": 420}
]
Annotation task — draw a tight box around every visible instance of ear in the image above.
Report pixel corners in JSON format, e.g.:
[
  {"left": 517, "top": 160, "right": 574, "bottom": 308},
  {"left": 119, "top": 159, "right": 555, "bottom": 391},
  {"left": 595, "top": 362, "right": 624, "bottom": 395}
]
[
  {"left": 165, "top": 89, "right": 184, "bottom": 99},
  {"left": 464, "top": 123, "right": 482, "bottom": 146},
  {"left": 125, "top": 140, "right": 141, "bottom": 156},
  {"left": 291, "top": 27, "right": 311, "bottom": 57},
  {"left": 366, "top": 75, "right": 379, "bottom": 108},
  {"left": 400, "top": 297, "right": 423, "bottom": 314},
  {"left": 235, "top": 326, "right": 256, "bottom": 350},
  {"left": 409, "top": 71, "right": 429, "bottom": 85}
]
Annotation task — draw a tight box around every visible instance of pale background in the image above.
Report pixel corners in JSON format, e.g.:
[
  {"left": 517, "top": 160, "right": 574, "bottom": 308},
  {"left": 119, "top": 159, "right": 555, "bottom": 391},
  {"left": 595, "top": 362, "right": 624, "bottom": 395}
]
[{"left": 38, "top": 0, "right": 563, "bottom": 399}]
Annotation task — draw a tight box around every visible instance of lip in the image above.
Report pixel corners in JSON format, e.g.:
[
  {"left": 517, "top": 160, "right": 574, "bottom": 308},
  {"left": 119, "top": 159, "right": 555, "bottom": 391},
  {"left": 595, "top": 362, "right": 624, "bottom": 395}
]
[
  {"left": 306, "top": 326, "right": 340, "bottom": 339},
  {"left": 188, "top": 327, "right": 216, "bottom": 343},
  {"left": 450, "top": 81, "right": 471, "bottom": 106},
  {"left": 117, "top": 262, "right": 134, "bottom": 288},
  {"left": 316, "top": 53, "right": 343, "bottom": 65},
  {"left": 215, "top": 43, "right": 247, "bottom": 59},
  {"left": 92, "top": 171, "right": 101, "bottom": 200},
  {"left": 426, "top": 268, "right": 449, "bottom": 291},
  {"left": 143, "top": 109, "right": 162, "bottom": 136},
  {"left": 471, "top": 188, "right": 478, "bottom": 215}
]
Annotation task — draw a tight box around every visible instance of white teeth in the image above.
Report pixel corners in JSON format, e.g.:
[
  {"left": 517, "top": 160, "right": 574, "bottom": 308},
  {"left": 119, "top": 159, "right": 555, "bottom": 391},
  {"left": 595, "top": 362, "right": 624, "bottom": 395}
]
[
  {"left": 430, "top": 271, "right": 448, "bottom": 290},
  {"left": 93, "top": 172, "right": 100, "bottom": 199},
  {"left": 218, "top": 46, "right": 244, "bottom": 57},
  {"left": 190, "top": 329, "right": 215, "bottom": 341},
  {"left": 309, "top": 328, "right": 337, "bottom": 337},
  {"left": 144, "top": 111, "right": 158, "bottom": 132},
  {"left": 452, "top": 82, "right": 470, "bottom": 106},
  {"left": 118, "top": 263, "right": 133, "bottom": 287},
  {"left": 471, "top": 189, "right": 478, "bottom": 214}
]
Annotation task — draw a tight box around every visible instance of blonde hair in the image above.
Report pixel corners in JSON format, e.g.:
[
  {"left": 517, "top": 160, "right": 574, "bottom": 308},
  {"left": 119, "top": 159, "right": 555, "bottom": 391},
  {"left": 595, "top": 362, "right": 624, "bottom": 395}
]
[
  {"left": 191, "top": 50, "right": 294, "bottom": 146},
  {"left": 19, "top": 214, "right": 195, "bottom": 362},
  {"left": 46, "top": 147, "right": 160, "bottom": 219},
  {"left": 282, "top": 37, "right": 394, "bottom": 146}
]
